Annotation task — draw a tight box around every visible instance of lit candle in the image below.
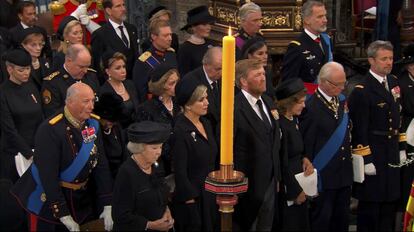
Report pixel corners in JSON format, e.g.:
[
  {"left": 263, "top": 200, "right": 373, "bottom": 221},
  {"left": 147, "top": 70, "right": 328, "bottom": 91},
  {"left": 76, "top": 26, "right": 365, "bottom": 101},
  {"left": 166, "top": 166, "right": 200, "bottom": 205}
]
[{"left": 220, "top": 27, "right": 235, "bottom": 165}]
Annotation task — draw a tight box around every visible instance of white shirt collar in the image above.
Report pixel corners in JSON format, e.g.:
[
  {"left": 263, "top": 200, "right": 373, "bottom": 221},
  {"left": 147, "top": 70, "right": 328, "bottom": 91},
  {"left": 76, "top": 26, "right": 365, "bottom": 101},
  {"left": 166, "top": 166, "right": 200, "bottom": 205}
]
[
  {"left": 304, "top": 28, "right": 319, "bottom": 41},
  {"left": 109, "top": 18, "right": 124, "bottom": 29},
  {"left": 202, "top": 66, "right": 214, "bottom": 86},
  {"left": 241, "top": 89, "right": 262, "bottom": 107},
  {"left": 21, "top": 22, "right": 30, "bottom": 29},
  {"left": 317, "top": 87, "right": 332, "bottom": 102},
  {"left": 369, "top": 69, "right": 386, "bottom": 84}
]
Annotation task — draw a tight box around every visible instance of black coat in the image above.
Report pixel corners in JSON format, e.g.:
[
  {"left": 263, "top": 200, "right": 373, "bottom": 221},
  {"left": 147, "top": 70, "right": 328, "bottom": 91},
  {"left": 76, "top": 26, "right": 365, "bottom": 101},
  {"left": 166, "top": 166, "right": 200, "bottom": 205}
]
[
  {"left": 299, "top": 90, "right": 353, "bottom": 190},
  {"left": 348, "top": 73, "right": 403, "bottom": 202},
  {"left": 399, "top": 71, "right": 414, "bottom": 133},
  {"left": 177, "top": 40, "right": 214, "bottom": 76},
  {"left": 91, "top": 21, "right": 138, "bottom": 80},
  {"left": 0, "top": 27, "right": 13, "bottom": 84},
  {"left": 281, "top": 31, "right": 330, "bottom": 83},
  {"left": 10, "top": 113, "right": 113, "bottom": 223},
  {"left": 233, "top": 92, "right": 281, "bottom": 230},
  {"left": 9, "top": 24, "right": 52, "bottom": 60},
  {"left": 112, "top": 157, "right": 169, "bottom": 231},
  {"left": 30, "top": 57, "right": 52, "bottom": 91},
  {"left": 41, "top": 68, "right": 100, "bottom": 117}
]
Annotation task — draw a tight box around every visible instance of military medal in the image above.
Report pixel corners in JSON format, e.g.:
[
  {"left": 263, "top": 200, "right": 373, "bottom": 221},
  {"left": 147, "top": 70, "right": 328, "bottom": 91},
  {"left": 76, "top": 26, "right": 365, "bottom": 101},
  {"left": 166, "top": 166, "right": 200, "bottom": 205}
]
[{"left": 82, "top": 126, "right": 97, "bottom": 143}]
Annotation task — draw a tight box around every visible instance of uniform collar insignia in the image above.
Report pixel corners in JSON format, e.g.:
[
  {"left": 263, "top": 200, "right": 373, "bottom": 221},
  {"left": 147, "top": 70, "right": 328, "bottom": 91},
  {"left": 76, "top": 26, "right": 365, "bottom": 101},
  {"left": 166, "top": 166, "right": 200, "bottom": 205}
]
[{"left": 64, "top": 106, "right": 84, "bottom": 129}]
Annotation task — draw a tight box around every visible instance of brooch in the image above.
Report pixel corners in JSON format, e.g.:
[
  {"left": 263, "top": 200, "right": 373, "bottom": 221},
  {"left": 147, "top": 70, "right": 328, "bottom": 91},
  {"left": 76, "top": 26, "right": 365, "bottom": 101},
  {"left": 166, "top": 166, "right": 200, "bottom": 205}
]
[
  {"left": 306, "top": 55, "right": 316, "bottom": 60},
  {"left": 190, "top": 131, "right": 197, "bottom": 142}
]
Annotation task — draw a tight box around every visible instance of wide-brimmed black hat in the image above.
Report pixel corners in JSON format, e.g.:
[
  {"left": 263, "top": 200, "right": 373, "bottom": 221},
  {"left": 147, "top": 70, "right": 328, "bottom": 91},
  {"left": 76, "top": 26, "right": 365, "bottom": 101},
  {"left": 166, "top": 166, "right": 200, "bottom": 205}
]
[
  {"left": 275, "top": 78, "right": 306, "bottom": 101},
  {"left": 396, "top": 44, "right": 414, "bottom": 65},
  {"left": 57, "top": 16, "right": 78, "bottom": 41},
  {"left": 150, "top": 63, "right": 176, "bottom": 83},
  {"left": 127, "top": 121, "right": 171, "bottom": 144},
  {"left": 175, "top": 75, "right": 205, "bottom": 106},
  {"left": 2, "top": 49, "right": 31, "bottom": 67},
  {"left": 181, "top": 5, "right": 216, "bottom": 31},
  {"left": 94, "top": 92, "right": 124, "bottom": 121},
  {"left": 15, "top": 27, "right": 44, "bottom": 45}
]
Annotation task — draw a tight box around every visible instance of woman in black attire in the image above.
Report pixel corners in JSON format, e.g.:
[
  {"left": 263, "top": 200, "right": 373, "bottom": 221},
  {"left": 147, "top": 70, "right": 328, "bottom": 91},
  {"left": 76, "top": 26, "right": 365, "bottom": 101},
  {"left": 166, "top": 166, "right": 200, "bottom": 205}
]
[
  {"left": 112, "top": 121, "right": 174, "bottom": 231},
  {"left": 177, "top": 6, "right": 216, "bottom": 76},
  {"left": 171, "top": 77, "right": 218, "bottom": 231},
  {"left": 0, "top": 49, "right": 43, "bottom": 182},
  {"left": 94, "top": 92, "right": 128, "bottom": 179},
  {"left": 136, "top": 63, "right": 180, "bottom": 176},
  {"left": 18, "top": 27, "right": 52, "bottom": 91},
  {"left": 100, "top": 50, "right": 139, "bottom": 128},
  {"left": 241, "top": 37, "right": 275, "bottom": 98},
  {"left": 274, "top": 78, "right": 314, "bottom": 231}
]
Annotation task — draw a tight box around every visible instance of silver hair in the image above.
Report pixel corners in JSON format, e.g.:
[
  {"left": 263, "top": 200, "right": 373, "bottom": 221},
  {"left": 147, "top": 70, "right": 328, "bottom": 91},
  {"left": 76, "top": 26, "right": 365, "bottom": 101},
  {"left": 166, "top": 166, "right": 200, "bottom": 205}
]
[
  {"left": 239, "top": 2, "right": 261, "bottom": 22},
  {"left": 127, "top": 142, "right": 145, "bottom": 154},
  {"left": 317, "top": 61, "right": 345, "bottom": 84},
  {"left": 302, "top": 0, "right": 325, "bottom": 19},
  {"left": 65, "top": 83, "right": 80, "bottom": 103},
  {"left": 65, "top": 44, "right": 89, "bottom": 60},
  {"left": 202, "top": 46, "right": 222, "bottom": 65},
  {"left": 366, "top": 40, "right": 394, "bottom": 58}
]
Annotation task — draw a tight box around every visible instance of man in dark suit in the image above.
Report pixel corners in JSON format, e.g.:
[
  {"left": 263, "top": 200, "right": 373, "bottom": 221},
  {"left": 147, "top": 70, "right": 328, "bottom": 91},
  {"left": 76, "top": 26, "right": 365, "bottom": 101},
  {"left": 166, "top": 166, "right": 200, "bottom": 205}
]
[
  {"left": 348, "top": 40, "right": 406, "bottom": 231},
  {"left": 42, "top": 44, "right": 100, "bottom": 117},
  {"left": 182, "top": 47, "right": 222, "bottom": 136},
  {"left": 132, "top": 20, "right": 177, "bottom": 102},
  {"left": 281, "top": 0, "right": 332, "bottom": 93},
  {"left": 9, "top": 1, "right": 52, "bottom": 60},
  {"left": 233, "top": 59, "right": 281, "bottom": 231},
  {"left": 299, "top": 61, "right": 353, "bottom": 231},
  {"left": 91, "top": 0, "right": 138, "bottom": 80}
]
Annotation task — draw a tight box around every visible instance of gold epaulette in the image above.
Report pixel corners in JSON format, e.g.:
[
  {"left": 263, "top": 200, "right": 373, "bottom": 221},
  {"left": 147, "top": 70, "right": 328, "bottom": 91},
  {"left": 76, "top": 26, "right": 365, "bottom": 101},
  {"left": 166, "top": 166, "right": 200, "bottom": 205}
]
[
  {"left": 90, "top": 113, "right": 101, "bottom": 120},
  {"left": 352, "top": 144, "right": 371, "bottom": 156},
  {"left": 258, "top": 30, "right": 264, "bottom": 36},
  {"left": 49, "top": 113, "right": 63, "bottom": 125},
  {"left": 167, "top": 47, "right": 175, "bottom": 53},
  {"left": 290, "top": 40, "right": 301, "bottom": 46},
  {"left": 48, "top": 1, "right": 66, "bottom": 15},
  {"left": 399, "top": 133, "right": 407, "bottom": 142},
  {"left": 43, "top": 71, "right": 60, "bottom": 81},
  {"left": 87, "top": 68, "right": 97, "bottom": 73},
  {"left": 138, "top": 51, "right": 151, "bottom": 62},
  {"left": 355, "top": 85, "right": 364, "bottom": 89}
]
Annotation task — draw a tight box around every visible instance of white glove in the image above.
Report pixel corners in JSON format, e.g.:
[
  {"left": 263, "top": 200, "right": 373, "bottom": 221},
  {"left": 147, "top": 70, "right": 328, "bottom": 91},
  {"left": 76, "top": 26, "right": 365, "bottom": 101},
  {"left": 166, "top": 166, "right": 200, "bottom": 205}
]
[
  {"left": 70, "top": 3, "right": 88, "bottom": 20},
  {"left": 79, "top": 14, "right": 90, "bottom": 26},
  {"left": 84, "top": 18, "right": 101, "bottom": 33},
  {"left": 364, "top": 163, "right": 377, "bottom": 176},
  {"left": 99, "top": 205, "right": 113, "bottom": 231},
  {"left": 59, "top": 215, "right": 80, "bottom": 231},
  {"left": 400, "top": 150, "right": 407, "bottom": 163}
]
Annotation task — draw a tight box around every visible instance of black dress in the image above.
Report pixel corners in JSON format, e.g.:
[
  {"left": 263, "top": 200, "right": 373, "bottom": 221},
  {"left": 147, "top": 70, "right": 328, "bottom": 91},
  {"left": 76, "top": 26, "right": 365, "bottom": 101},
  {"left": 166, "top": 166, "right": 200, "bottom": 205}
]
[
  {"left": 279, "top": 116, "right": 310, "bottom": 231},
  {"left": 0, "top": 79, "right": 43, "bottom": 182},
  {"left": 177, "top": 40, "right": 214, "bottom": 76},
  {"left": 112, "top": 157, "right": 169, "bottom": 231},
  {"left": 101, "top": 124, "right": 128, "bottom": 179},
  {"left": 171, "top": 114, "right": 218, "bottom": 231},
  {"left": 136, "top": 97, "right": 180, "bottom": 176}
]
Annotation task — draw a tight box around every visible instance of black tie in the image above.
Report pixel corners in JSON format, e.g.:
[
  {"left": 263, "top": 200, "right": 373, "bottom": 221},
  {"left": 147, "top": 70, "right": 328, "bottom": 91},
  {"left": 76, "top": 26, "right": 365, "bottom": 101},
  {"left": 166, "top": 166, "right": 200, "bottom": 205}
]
[
  {"left": 211, "top": 81, "right": 219, "bottom": 101},
  {"left": 118, "top": 25, "right": 129, "bottom": 48},
  {"left": 256, "top": 99, "right": 271, "bottom": 130}
]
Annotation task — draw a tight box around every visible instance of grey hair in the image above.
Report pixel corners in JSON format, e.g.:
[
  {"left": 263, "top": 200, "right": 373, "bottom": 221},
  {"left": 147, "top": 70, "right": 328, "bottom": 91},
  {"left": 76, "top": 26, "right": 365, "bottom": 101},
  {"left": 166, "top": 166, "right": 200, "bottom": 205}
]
[
  {"left": 302, "top": 0, "right": 325, "bottom": 19},
  {"left": 317, "top": 61, "right": 345, "bottom": 84},
  {"left": 127, "top": 142, "right": 145, "bottom": 154},
  {"left": 65, "top": 44, "right": 89, "bottom": 60},
  {"left": 239, "top": 2, "right": 261, "bottom": 22},
  {"left": 65, "top": 83, "right": 80, "bottom": 103},
  {"left": 366, "top": 40, "right": 394, "bottom": 58},
  {"left": 202, "top": 46, "right": 222, "bottom": 65}
]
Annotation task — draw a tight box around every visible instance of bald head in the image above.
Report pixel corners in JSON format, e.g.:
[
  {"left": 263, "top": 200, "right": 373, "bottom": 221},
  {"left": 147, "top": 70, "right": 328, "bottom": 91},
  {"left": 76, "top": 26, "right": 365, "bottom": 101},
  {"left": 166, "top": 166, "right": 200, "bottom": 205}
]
[
  {"left": 65, "top": 44, "right": 92, "bottom": 80},
  {"left": 203, "top": 47, "right": 222, "bottom": 81},
  {"left": 318, "top": 61, "right": 346, "bottom": 97},
  {"left": 66, "top": 82, "right": 95, "bottom": 122}
]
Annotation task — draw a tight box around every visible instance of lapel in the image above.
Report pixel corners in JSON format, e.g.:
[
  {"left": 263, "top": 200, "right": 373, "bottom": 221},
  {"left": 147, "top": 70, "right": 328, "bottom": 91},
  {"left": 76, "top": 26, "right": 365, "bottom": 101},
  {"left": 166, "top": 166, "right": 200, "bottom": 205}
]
[
  {"left": 197, "top": 68, "right": 219, "bottom": 118},
  {"left": 302, "top": 32, "right": 325, "bottom": 61},
  {"left": 367, "top": 73, "right": 394, "bottom": 103},
  {"left": 237, "top": 93, "right": 268, "bottom": 141},
  {"left": 320, "top": 37, "right": 330, "bottom": 63},
  {"left": 314, "top": 92, "right": 337, "bottom": 119},
  {"left": 106, "top": 23, "right": 128, "bottom": 49}
]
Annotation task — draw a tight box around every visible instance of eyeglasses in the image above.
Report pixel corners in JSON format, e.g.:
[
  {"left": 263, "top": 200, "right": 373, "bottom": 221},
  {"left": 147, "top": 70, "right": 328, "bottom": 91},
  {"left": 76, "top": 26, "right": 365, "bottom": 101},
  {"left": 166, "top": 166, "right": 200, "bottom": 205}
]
[{"left": 326, "top": 79, "right": 346, "bottom": 88}]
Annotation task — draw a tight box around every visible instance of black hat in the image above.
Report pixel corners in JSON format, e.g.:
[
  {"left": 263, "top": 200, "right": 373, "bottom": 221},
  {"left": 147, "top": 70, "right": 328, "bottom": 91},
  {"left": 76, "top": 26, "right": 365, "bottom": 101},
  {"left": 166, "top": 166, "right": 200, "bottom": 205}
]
[
  {"left": 148, "top": 6, "right": 171, "bottom": 20},
  {"left": 396, "top": 44, "right": 414, "bottom": 65},
  {"left": 15, "top": 27, "right": 44, "bottom": 44},
  {"left": 57, "top": 16, "right": 77, "bottom": 41},
  {"left": 2, "top": 49, "right": 31, "bottom": 66},
  {"left": 101, "top": 49, "right": 126, "bottom": 69},
  {"left": 127, "top": 121, "right": 171, "bottom": 144},
  {"left": 275, "top": 78, "right": 306, "bottom": 100},
  {"left": 240, "top": 37, "right": 266, "bottom": 58},
  {"left": 181, "top": 5, "right": 216, "bottom": 31},
  {"left": 93, "top": 92, "right": 124, "bottom": 121},
  {"left": 175, "top": 75, "right": 204, "bottom": 106},
  {"left": 150, "top": 63, "right": 176, "bottom": 83}
]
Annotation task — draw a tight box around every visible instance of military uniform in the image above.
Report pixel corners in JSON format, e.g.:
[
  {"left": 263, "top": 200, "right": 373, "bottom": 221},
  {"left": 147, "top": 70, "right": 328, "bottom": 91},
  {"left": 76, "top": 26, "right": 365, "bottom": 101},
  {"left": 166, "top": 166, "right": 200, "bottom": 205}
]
[
  {"left": 348, "top": 72, "right": 406, "bottom": 231},
  {"left": 299, "top": 89, "right": 353, "bottom": 231},
  {"left": 41, "top": 68, "right": 100, "bottom": 117},
  {"left": 132, "top": 46, "right": 177, "bottom": 102},
  {"left": 10, "top": 111, "right": 113, "bottom": 230},
  {"left": 234, "top": 28, "right": 264, "bottom": 60},
  {"left": 281, "top": 31, "right": 331, "bottom": 84}
]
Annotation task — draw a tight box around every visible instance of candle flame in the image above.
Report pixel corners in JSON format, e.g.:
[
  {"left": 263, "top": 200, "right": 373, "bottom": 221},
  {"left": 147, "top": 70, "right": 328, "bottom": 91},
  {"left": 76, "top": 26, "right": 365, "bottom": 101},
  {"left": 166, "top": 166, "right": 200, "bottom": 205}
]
[{"left": 228, "top": 27, "right": 232, "bottom": 36}]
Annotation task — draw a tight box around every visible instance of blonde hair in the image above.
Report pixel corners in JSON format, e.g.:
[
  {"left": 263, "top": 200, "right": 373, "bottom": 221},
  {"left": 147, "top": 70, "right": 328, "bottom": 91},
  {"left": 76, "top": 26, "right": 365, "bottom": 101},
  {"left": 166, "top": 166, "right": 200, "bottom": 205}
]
[
  {"left": 149, "top": 19, "right": 170, "bottom": 36},
  {"left": 21, "top": 33, "right": 44, "bottom": 45},
  {"left": 235, "top": 58, "right": 263, "bottom": 88},
  {"left": 58, "top": 20, "right": 82, "bottom": 54},
  {"left": 149, "top": 9, "right": 172, "bottom": 22},
  {"left": 148, "top": 69, "right": 179, "bottom": 96},
  {"left": 185, "top": 85, "right": 208, "bottom": 107}
]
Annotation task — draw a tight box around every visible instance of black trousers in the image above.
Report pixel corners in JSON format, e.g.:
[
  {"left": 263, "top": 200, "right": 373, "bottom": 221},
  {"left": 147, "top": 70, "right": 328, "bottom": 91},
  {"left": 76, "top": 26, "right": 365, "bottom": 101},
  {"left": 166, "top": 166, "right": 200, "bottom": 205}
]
[
  {"left": 310, "top": 186, "right": 351, "bottom": 231},
  {"left": 357, "top": 200, "right": 397, "bottom": 232}
]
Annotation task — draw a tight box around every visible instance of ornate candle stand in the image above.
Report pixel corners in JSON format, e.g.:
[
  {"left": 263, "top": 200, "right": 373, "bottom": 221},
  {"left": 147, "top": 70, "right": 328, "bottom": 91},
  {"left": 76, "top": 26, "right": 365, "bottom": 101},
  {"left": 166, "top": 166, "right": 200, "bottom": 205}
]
[{"left": 205, "top": 165, "right": 248, "bottom": 231}]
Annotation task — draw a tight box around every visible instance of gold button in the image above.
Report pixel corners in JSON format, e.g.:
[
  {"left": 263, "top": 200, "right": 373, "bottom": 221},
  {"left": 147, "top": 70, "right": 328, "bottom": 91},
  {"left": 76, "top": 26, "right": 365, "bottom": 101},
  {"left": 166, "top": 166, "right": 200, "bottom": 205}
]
[
  {"left": 75, "top": 179, "right": 78, "bottom": 183},
  {"left": 389, "top": 119, "right": 392, "bottom": 122},
  {"left": 66, "top": 127, "right": 70, "bottom": 131},
  {"left": 341, "top": 147, "right": 345, "bottom": 151},
  {"left": 53, "top": 205, "right": 57, "bottom": 209},
  {"left": 389, "top": 127, "right": 393, "bottom": 131},
  {"left": 342, "top": 157, "right": 346, "bottom": 160},
  {"left": 388, "top": 135, "right": 392, "bottom": 139}
]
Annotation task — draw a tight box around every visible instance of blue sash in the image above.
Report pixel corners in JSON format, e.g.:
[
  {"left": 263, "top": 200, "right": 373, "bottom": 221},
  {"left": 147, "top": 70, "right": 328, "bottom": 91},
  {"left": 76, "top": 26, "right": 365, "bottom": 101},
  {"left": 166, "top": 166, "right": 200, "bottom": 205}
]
[
  {"left": 313, "top": 94, "right": 347, "bottom": 191},
  {"left": 145, "top": 55, "right": 161, "bottom": 69},
  {"left": 321, "top": 32, "right": 333, "bottom": 62},
  {"left": 27, "top": 119, "right": 100, "bottom": 214}
]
